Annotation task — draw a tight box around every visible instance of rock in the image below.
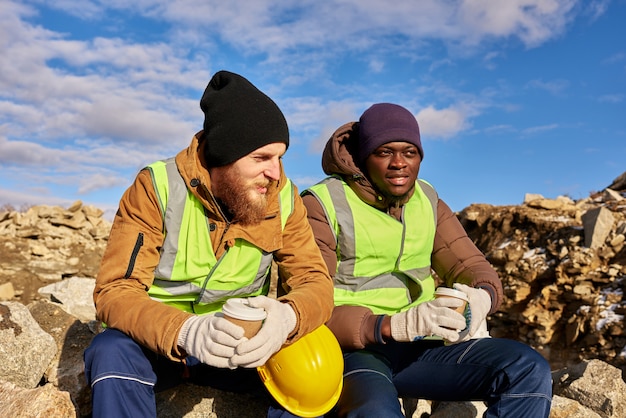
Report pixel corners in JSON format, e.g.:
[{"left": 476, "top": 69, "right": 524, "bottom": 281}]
[
  {"left": 549, "top": 395, "right": 602, "bottom": 418},
  {"left": 28, "top": 300, "right": 95, "bottom": 417},
  {"left": 606, "top": 171, "right": 626, "bottom": 191},
  {"left": 603, "top": 189, "right": 624, "bottom": 202},
  {"left": 0, "top": 302, "right": 57, "bottom": 388},
  {"left": 582, "top": 207, "right": 615, "bottom": 249},
  {"left": 0, "top": 282, "right": 15, "bottom": 301},
  {"left": 0, "top": 381, "right": 77, "bottom": 417},
  {"left": 553, "top": 359, "right": 626, "bottom": 417},
  {"left": 37, "top": 277, "right": 96, "bottom": 321},
  {"left": 527, "top": 198, "right": 567, "bottom": 210},
  {"left": 155, "top": 383, "right": 269, "bottom": 417},
  {"left": 524, "top": 193, "right": 545, "bottom": 203},
  {"left": 429, "top": 400, "right": 487, "bottom": 417},
  {"left": 0, "top": 202, "right": 109, "bottom": 303}
]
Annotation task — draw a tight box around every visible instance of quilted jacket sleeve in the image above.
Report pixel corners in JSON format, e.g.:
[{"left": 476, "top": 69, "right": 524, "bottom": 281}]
[{"left": 431, "top": 199, "right": 503, "bottom": 313}]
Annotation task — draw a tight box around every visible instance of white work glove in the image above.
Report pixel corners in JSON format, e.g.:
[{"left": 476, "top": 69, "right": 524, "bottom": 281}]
[
  {"left": 178, "top": 314, "right": 247, "bottom": 369},
  {"left": 390, "top": 298, "right": 467, "bottom": 343},
  {"left": 453, "top": 283, "right": 492, "bottom": 338},
  {"left": 230, "top": 296, "right": 297, "bottom": 368}
]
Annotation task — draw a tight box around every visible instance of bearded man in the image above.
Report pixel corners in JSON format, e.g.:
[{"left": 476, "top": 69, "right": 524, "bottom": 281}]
[{"left": 83, "top": 70, "right": 334, "bottom": 418}]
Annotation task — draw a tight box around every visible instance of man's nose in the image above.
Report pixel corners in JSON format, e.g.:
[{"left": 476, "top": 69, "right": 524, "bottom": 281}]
[
  {"left": 389, "top": 153, "right": 407, "bottom": 167},
  {"left": 265, "top": 159, "right": 281, "bottom": 180}
]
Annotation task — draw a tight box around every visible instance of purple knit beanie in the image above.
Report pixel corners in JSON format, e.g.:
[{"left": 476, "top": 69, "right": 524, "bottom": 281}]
[{"left": 357, "top": 103, "right": 423, "bottom": 164}]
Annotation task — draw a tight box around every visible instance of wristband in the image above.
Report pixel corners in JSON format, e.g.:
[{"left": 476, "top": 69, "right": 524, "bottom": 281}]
[{"left": 374, "top": 315, "right": 386, "bottom": 344}]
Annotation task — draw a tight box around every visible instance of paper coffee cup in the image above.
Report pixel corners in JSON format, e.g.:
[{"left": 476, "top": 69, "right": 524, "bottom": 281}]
[
  {"left": 222, "top": 298, "right": 267, "bottom": 338},
  {"left": 435, "top": 287, "right": 468, "bottom": 315}
]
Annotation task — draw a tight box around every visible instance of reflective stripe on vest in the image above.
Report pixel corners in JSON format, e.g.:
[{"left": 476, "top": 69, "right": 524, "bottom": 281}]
[
  {"left": 145, "top": 157, "right": 294, "bottom": 314},
  {"left": 307, "top": 176, "right": 438, "bottom": 315}
]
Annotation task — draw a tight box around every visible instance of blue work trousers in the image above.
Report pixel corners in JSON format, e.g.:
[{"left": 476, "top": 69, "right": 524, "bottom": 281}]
[
  {"left": 329, "top": 338, "right": 552, "bottom": 418},
  {"left": 83, "top": 328, "right": 297, "bottom": 418}
]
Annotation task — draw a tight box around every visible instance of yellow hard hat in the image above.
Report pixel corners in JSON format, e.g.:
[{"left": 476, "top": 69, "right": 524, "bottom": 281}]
[{"left": 257, "top": 324, "right": 344, "bottom": 417}]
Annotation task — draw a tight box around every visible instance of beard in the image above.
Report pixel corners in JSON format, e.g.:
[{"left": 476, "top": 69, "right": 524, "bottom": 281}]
[
  {"left": 377, "top": 183, "right": 415, "bottom": 208},
  {"left": 385, "top": 190, "right": 414, "bottom": 207},
  {"left": 212, "top": 165, "right": 273, "bottom": 226}
]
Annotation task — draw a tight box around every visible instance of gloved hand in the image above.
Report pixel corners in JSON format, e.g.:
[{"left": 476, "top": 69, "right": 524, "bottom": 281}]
[
  {"left": 178, "top": 314, "right": 247, "bottom": 369},
  {"left": 453, "top": 283, "right": 492, "bottom": 337},
  {"left": 230, "top": 296, "right": 297, "bottom": 368},
  {"left": 390, "top": 298, "right": 467, "bottom": 343}
]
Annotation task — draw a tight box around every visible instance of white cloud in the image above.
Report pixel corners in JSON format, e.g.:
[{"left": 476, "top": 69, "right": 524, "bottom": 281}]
[
  {"left": 429, "top": 58, "right": 454, "bottom": 72},
  {"left": 77, "top": 173, "right": 129, "bottom": 194},
  {"left": 0, "top": 2, "right": 210, "bottom": 186},
  {"left": 0, "top": 136, "right": 60, "bottom": 165},
  {"left": 522, "top": 124, "right": 559, "bottom": 135},
  {"left": 41, "top": 0, "right": 583, "bottom": 54},
  {"left": 285, "top": 98, "right": 362, "bottom": 153},
  {"left": 526, "top": 78, "right": 570, "bottom": 95},
  {"left": 416, "top": 105, "right": 474, "bottom": 139},
  {"left": 585, "top": 0, "right": 611, "bottom": 21},
  {"left": 484, "top": 124, "right": 516, "bottom": 135},
  {"left": 456, "top": 0, "right": 577, "bottom": 47},
  {"left": 290, "top": 175, "right": 325, "bottom": 191},
  {"left": 0, "top": 187, "right": 72, "bottom": 209},
  {"left": 602, "top": 52, "right": 626, "bottom": 65},
  {"left": 367, "top": 59, "right": 385, "bottom": 74},
  {"left": 598, "top": 94, "right": 624, "bottom": 103}
]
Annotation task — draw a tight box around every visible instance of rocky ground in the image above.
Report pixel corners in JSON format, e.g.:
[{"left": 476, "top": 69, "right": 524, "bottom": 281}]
[
  {"left": 460, "top": 190, "right": 626, "bottom": 373},
  {"left": 0, "top": 201, "right": 108, "bottom": 304},
  {"left": 1, "top": 171, "right": 625, "bottom": 417}
]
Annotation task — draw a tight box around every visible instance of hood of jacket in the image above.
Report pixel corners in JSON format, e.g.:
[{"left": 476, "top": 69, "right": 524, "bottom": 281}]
[{"left": 321, "top": 121, "right": 413, "bottom": 212}]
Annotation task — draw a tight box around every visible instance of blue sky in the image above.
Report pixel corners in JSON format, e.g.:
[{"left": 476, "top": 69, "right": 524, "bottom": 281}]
[{"left": 1, "top": 0, "right": 625, "bottom": 221}]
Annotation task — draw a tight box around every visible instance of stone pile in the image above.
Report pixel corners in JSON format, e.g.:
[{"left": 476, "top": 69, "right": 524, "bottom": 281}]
[
  {"left": 1, "top": 168, "right": 626, "bottom": 417},
  {"left": 0, "top": 201, "right": 110, "bottom": 303},
  {"left": 457, "top": 184, "right": 626, "bottom": 371}
]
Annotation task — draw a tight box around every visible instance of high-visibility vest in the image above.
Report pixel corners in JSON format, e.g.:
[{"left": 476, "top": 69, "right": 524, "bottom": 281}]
[
  {"left": 145, "top": 157, "right": 294, "bottom": 314},
  {"left": 306, "top": 176, "right": 438, "bottom": 315}
]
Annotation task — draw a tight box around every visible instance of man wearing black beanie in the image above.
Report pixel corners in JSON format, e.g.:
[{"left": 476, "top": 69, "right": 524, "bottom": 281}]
[{"left": 84, "top": 71, "right": 334, "bottom": 418}]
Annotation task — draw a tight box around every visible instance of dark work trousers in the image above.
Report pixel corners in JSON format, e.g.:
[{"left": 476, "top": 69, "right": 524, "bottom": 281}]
[
  {"left": 327, "top": 338, "right": 552, "bottom": 418},
  {"left": 83, "top": 328, "right": 301, "bottom": 418}
]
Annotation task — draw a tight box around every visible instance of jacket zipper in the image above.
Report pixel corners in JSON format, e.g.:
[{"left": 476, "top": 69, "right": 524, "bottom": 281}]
[
  {"left": 203, "top": 184, "right": 231, "bottom": 242},
  {"left": 124, "top": 232, "right": 144, "bottom": 279}
]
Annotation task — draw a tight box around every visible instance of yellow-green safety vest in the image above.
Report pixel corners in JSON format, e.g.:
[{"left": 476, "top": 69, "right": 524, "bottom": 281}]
[
  {"left": 306, "top": 176, "right": 438, "bottom": 315},
  {"left": 145, "top": 157, "right": 294, "bottom": 314}
]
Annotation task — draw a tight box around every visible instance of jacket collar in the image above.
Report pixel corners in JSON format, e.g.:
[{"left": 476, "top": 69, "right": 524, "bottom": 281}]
[{"left": 175, "top": 132, "right": 285, "bottom": 252}]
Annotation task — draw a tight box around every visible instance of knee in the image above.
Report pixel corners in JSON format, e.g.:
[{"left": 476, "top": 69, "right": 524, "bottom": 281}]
[
  {"left": 86, "top": 329, "right": 136, "bottom": 359},
  {"left": 527, "top": 351, "right": 552, "bottom": 394},
  {"left": 335, "top": 374, "right": 404, "bottom": 418},
  {"left": 508, "top": 343, "right": 552, "bottom": 395},
  {"left": 84, "top": 329, "right": 150, "bottom": 380}
]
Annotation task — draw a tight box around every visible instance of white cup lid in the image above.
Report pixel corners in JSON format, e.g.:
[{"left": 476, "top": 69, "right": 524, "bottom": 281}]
[
  {"left": 222, "top": 298, "right": 267, "bottom": 321},
  {"left": 435, "top": 287, "right": 469, "bottom": 302}
]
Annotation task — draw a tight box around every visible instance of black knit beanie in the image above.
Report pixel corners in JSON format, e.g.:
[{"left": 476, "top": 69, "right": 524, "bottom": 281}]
[{"left": 200, "top": 70, "right": 289, "bottom": 167}]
